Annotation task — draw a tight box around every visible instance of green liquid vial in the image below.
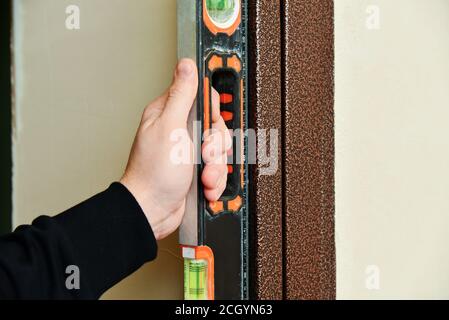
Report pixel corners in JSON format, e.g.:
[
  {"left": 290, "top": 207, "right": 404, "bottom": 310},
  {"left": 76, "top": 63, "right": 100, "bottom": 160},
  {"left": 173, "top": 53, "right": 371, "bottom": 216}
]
[
  {"left": 206, "top": 0, "right": 237, "bottom": 25},
  {"left": 184, "top": 259, "right": 208, "bottom": 300}
]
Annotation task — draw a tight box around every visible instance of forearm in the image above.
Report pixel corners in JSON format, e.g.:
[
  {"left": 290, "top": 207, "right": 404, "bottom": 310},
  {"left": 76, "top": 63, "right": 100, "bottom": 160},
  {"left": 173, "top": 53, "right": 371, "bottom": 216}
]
[{"left": 0, "top": 182, "right": 157, "bottom": 299}]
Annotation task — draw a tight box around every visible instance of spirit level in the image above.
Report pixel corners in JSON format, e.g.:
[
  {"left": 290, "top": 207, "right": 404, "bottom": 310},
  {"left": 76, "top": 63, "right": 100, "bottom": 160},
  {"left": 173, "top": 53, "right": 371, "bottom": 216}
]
[{"left": 177, "top": 0, "right": 249, "bottom": 300}]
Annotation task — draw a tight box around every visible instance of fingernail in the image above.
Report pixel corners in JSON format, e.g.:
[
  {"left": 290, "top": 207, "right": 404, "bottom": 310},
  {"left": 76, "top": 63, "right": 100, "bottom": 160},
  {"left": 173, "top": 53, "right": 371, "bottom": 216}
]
[{"left": 177, "top": 60, "right": 193, "bottom": 79}]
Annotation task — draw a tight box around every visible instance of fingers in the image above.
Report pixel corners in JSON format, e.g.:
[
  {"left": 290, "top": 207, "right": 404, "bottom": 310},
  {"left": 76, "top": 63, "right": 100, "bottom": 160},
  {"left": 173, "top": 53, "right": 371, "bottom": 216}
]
[
  {"left": 201, "top": 164, "right": 226, "bottom": 189},
  {"left": 201, "top": 129, "right": 229, "bottom": 201},
  {"left": 201, "top": 87, "right": 232, "bottom": 201},
  {"left": 202, "top": 87, "right": 232, "bottom": 164},
  {"left": 204, "top": 184, "right": 226, "bottom": 202},
  {"left": 202, "top": 132, "right": 229, "bottom": 164},
  {"left": 212, "top": 88, "right": 232, "bottom": 151},
  {"left": 211, "top": 88, "right": 221, "bottom": 123},
  {"left": 210, "top": 88, "right": 231, "bottom": 142},
  {"left": 201, "top": 164, "right": 227, "bottom": 201},
  {"left": 162, "top": 59, "right": 198, "bottom": 127}
]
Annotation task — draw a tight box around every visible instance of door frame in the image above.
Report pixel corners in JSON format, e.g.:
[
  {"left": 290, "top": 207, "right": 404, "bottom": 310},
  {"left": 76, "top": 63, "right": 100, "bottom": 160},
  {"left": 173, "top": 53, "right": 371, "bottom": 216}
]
[{"left": 248, "top": 0, "right": 335, "bottom": 299}]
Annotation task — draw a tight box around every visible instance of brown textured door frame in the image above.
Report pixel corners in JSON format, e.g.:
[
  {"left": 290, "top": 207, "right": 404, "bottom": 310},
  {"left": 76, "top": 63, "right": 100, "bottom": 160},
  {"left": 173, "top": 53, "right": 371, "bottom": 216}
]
[
  {"left": 248, "top": 0, "right": 284, "bottom": 300},
  {"left": 282, "top": 0, "right": 335, "bottom": 300},
  {"left": 248, "top": 0, "right": 335, "bottom": 299}
]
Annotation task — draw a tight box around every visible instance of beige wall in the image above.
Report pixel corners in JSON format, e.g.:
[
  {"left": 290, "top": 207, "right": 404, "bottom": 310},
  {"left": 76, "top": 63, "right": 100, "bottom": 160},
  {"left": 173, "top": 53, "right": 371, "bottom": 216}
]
[
  {"left": 335, "top": 0, "right": 449, "bottom": 299},
  {"left": 13, "top": 0, "right": 182, "bottom": 299}
]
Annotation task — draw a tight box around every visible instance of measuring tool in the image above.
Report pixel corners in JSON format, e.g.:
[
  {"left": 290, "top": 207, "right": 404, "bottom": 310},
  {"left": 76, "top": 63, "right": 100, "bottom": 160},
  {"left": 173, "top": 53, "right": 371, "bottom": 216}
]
[{"left": 177, "top": 0, "right": 249, "bottom": 300}]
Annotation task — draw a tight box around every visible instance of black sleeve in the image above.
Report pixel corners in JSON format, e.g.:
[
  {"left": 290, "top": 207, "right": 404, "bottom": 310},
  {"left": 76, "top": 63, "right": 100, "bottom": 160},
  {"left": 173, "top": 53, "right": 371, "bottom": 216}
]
[{"left": 0, "top": 182, "right": 157, "bottom": 299}]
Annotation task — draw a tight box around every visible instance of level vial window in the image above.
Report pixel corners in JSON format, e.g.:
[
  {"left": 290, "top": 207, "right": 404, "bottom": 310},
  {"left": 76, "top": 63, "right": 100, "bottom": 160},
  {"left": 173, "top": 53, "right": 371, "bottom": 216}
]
[
  {"left": 206, "top": 0, "right": 240, "bottom": 29},
  {"left": 211, "top": 69, "right": 240, "bottom": 199}
]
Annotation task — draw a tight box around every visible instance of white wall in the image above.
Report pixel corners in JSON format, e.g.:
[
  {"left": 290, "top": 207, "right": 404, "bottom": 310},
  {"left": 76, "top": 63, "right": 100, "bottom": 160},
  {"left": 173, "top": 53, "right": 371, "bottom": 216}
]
[
  {"left": 335, "top": 0, "right": 449, "bottom": 299},
  {"left": 13, "top": 0, "right": 182, "bottom": 299}
]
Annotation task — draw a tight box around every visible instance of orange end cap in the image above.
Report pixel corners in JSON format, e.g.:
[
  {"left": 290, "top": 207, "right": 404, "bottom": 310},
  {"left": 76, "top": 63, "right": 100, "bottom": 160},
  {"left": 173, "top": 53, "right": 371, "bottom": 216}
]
[{"left": 195, "top": 246, "right": 215, "bottom": 300}]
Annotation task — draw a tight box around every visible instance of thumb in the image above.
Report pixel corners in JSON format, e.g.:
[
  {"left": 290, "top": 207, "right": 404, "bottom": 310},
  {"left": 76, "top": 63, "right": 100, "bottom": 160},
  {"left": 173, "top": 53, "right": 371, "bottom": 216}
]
[{"left": 162, "top": 59, "right": 198, "bottom": 127}]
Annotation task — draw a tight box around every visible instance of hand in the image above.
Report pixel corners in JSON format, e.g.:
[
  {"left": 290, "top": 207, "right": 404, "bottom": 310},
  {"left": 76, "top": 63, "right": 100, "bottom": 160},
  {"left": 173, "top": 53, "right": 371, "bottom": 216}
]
[{"left": 120, "top": 59, "right": 231, "bottom": 240}]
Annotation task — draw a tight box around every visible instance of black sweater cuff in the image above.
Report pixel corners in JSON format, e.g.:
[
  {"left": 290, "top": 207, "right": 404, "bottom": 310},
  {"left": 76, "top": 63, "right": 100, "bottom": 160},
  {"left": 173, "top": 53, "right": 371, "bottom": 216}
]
[{"left": 54, "top": 182, "right": 157, "bottom": 298}]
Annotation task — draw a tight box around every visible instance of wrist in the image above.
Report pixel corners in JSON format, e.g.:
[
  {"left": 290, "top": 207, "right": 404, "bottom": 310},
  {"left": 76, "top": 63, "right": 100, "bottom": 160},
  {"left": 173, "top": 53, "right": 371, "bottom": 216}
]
[
  {"left": 119, "top": 174, "right": 160, "bottom": 239},
  {"left": 119, "top": 172, "right": 186, "bottom": 241}
]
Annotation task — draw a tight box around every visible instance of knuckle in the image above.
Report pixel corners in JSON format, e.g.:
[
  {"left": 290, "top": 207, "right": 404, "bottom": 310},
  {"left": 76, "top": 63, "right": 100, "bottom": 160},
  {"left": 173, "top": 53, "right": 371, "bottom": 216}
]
[
  {"left": 142, "top": 105, "right": 153, "bottom": 118},
  {"left": 168, "top": 84, "right": 183, "bottom": 99}
]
